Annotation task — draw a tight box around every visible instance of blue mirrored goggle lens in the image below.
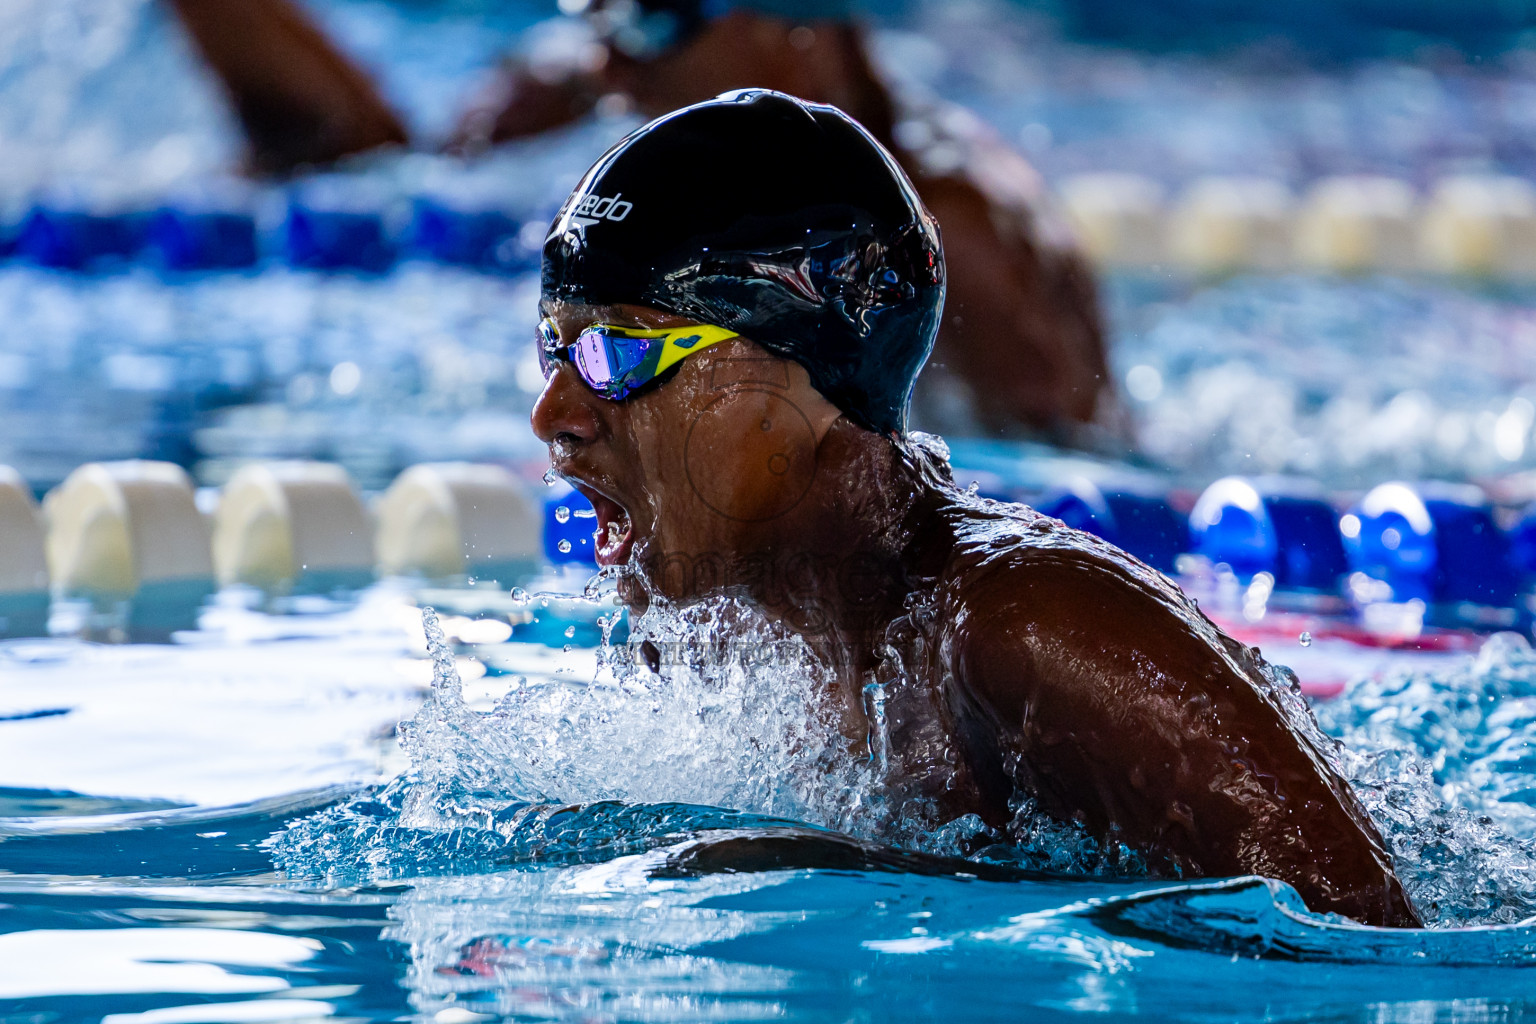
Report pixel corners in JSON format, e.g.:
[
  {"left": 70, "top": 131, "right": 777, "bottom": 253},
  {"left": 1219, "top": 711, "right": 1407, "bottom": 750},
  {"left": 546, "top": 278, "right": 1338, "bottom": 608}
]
[
  {"left": 537, "top": 319, "right": 561, "bottom": 375},
  {"left": 573, "top": 330, "right": 616, "bottom": 388},
  {"left": 540, "top": 321, "right": 662, "bottom": 399},
  {"left": 572, "top": 328, "right": 660, "bottom": 398}
]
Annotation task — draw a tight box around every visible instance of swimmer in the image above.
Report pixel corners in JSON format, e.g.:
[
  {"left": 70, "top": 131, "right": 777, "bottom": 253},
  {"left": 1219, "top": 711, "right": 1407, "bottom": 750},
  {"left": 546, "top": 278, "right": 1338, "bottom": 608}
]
[
  {"left": 532, "top": 90, "right": 1421, "bottom": 928},
  {"left": 167, "top": 0, "right": 1112, "bottom": 437},
  {"left": 167, "top": 0, "right": 408, "bottom": 176}
]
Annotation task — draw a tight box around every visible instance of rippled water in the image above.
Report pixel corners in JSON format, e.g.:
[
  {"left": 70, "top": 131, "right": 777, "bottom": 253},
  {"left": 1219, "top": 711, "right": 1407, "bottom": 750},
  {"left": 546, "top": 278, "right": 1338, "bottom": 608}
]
[
  {"left": 4, "top": 582, "right": 1536, "bottom": 1021},
  {"left": 1111, "top": 275, "right": 1536, "bottom": 488},
  {"left": 13, "top": 0, "right": 1536, "bottom": 492},
  {"left": 5, "top": 0, "right": 1536, "bottom": 1018}
]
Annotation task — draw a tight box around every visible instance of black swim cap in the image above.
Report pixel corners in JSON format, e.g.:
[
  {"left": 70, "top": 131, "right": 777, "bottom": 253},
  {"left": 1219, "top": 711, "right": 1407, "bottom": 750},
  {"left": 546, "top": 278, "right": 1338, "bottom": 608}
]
[{"left": 541, "top": 89, "right": 944, "bottom": 435}]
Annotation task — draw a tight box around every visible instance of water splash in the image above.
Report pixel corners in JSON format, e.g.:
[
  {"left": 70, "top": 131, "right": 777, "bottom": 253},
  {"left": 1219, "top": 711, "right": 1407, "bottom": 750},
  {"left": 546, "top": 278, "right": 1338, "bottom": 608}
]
[
  {"left": 1211, "top": 645, "right": 1536, "bottom": 927},
  {"left": 276, "top": 599, "right": 896, "bottom": 881},
  {"left": 486, "top": 597, "right": 881, "bottom": 827},
  {"left": 277, "top": 596, "right": 1536, "bottom": 930},
  {"left": 1313, "top": 632, "right": 1536, "bottom": 926}
]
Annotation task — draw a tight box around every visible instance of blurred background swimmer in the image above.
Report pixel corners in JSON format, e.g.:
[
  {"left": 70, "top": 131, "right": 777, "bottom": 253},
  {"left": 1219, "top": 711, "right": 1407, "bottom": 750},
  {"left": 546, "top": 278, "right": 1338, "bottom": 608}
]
[{"left": 166, "top": 0, "right": 1116, "bottom": 443}]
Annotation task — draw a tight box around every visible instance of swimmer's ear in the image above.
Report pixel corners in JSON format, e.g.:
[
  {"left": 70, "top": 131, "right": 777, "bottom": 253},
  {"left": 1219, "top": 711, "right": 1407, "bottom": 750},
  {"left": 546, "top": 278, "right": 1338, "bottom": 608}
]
[{"left": 782, "top": 360, "right": 841, "bottom": 445}]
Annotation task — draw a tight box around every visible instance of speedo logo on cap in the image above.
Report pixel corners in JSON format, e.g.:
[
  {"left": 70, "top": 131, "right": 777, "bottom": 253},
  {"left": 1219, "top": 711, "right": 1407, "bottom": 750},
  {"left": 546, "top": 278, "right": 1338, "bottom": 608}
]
[{"left": 564, "top": 191, "right": 633, "bottom": 241}]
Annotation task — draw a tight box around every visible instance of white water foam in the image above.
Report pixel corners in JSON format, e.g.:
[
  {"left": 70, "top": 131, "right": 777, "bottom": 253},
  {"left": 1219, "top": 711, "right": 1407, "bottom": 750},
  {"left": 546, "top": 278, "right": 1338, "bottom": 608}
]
[
  {"left": 284, "top": 574, "right": 1536, "bottom": 929},
  {"left": 397, "top": 595, "right": 888, "bottom": 839},
  {"left": 1313, "top": 633, "right": 1536, "bottom": 926}
]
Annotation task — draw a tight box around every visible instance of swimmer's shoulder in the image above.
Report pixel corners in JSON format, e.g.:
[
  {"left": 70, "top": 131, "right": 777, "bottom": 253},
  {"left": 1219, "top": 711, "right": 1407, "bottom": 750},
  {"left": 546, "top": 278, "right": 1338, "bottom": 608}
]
[
  {"left": 934, "top": 498, "right": 1256, "bottom": 712},
  {"left": 941, "top": 498, "right": 1190, "bottom": 611}
]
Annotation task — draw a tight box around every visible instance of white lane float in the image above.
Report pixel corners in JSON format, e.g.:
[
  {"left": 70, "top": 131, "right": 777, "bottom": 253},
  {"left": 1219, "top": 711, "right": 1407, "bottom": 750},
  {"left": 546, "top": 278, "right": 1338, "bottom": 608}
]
[
  {"left": 1420, "top": 175, "right": 1536, "bottom": 278},
  {"left": 1295, "top": 175, "right": 1419, "bottom": 274},
  {"left": 376, "top": 462, "right": 541, "bottom": 580},
  {"left": 213, "top": 460, "right": 374, "bottom": 591},
  {"left": 43, "top": 460, "right": 213, "bottom": 633},
  {"left": 0, "top": 466, "right": 49, "bottom": 636},
  {"left": 1058, "top": 172, "right": 1167, "bottom": 268},
  {"left": 1169, "top": 176, "right": 1294, "bottom": 275}
]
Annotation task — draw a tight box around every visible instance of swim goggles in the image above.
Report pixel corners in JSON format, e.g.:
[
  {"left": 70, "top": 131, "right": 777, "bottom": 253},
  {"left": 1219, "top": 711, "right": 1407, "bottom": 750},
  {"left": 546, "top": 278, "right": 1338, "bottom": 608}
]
[{"left": 538, "top": 317, "right": 739, "bottom": 401}]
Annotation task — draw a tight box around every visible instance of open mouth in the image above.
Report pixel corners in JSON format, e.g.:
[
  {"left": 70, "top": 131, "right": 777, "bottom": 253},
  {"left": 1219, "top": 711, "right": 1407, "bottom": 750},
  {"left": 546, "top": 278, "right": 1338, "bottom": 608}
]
[{"left": 574, "top": 483, "right": 635, "bottom": 567}]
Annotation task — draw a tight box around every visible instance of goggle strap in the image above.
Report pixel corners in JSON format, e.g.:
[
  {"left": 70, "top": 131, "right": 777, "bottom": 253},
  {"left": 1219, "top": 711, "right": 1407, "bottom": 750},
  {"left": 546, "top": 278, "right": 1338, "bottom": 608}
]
[{"left": 652, "top": 324, "right": 740, "bottom": 376}]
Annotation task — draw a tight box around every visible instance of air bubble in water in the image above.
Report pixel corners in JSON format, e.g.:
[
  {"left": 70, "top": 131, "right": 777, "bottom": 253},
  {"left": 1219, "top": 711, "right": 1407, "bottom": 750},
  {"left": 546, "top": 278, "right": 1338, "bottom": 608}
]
[
  {"left": 1299, "top": 631, "right": 1312, "bottom": 647},
  {"left": 557, "top": 539, "right": 572, "bottom": 554},
  {"left": 555, "top": 506, "right": 571, "bottom": 524}
]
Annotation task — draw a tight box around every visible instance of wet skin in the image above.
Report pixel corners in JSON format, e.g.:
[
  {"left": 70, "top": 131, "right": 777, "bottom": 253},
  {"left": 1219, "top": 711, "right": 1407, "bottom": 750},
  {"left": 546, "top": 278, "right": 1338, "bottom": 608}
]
[{"left": 534, "top": 301, "right": 1421, "bottom": 929}]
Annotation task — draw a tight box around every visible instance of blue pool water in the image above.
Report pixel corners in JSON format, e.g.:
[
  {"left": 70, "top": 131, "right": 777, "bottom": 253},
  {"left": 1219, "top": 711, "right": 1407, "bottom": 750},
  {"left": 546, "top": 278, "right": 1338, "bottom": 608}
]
[
  {"left": 11, "top": 0, "right": 1536, "bottom": 493},
  {"left": 4, "top": 580, "right": 1536, "bottom": 1022},
  {"left": 8, "top": 1, "right": 1536, "bottom": 1018}
]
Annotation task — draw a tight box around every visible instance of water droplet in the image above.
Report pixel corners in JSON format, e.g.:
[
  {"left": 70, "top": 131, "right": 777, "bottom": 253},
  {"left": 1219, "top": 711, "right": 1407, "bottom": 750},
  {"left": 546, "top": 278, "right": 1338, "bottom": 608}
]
[
  {"left": 510, "top": 587, "right": 528, "bottom": 603},
  {"left": 563, "top": 643, "right": 574, "bottom": 652},
  {"left": 555, "top": 505, "right": 571, "bottom": 524},
  {"left": 966, "top": 481, "right": 980, "bottom": 497},
  {"left": 564, "top": 625, "right": 576, "bottom": 638},
  {"left": 1299, "top": 631, "right": 1313, "bottom": 647},
  {"left": 542, "top": 468, "right": 558, "bottom": 486},
  {"left": 557, "top": 539, "right": 572, "bottom": 554}
]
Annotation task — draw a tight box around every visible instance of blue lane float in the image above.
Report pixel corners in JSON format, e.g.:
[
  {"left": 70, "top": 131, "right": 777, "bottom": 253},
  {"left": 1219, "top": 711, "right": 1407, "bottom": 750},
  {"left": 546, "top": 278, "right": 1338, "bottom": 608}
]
[
  {"left": 1343, "top": 481, "right": 1520, "bottom": 611},
  {"left": 1507, "top": 507, "right": 1536, "bottom": 587},
  {"left": 1035, "top": 475, "right": 1187, "bottom": 572},
  {"left": 410, "top": 200, "right": 532, "bottom": 274},
  {"left": 13, "top": 207, "right": 149, "bottom": 270},
  {"left": 147, "top": 209, "right": 258, "bottom": 271},
  {"left": 1188, "top": 476, "right": 1349, "bottom": 591},
  {"left": 285, "top": 204, "right": 396, "bottom": 272}
]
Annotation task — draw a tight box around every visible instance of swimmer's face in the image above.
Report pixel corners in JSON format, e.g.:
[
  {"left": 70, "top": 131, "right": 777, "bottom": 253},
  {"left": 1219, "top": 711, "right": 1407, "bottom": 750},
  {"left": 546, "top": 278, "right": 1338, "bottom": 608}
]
[{"left": 532, "top": 301, "right": 840, "bottom": 606}]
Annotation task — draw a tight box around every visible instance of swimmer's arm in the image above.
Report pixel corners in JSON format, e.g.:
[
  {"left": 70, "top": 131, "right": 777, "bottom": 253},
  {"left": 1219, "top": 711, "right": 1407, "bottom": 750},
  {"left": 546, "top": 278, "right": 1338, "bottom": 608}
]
[
  {"left": 952, "top": 552, "right": 1419, "bottom": 927},
  {"left": 169, "top": 0, "right": 408, "bottom": 175},
  {"left": 446, "top": 62, "right": 601, "bottom": 153}
]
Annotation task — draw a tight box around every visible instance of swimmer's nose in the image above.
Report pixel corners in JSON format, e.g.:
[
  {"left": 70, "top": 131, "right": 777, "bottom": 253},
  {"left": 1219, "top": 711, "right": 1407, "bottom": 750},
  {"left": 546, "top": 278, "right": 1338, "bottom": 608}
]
[{"left": 531, "top": 366, "right": 602, "bottom": 448}]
